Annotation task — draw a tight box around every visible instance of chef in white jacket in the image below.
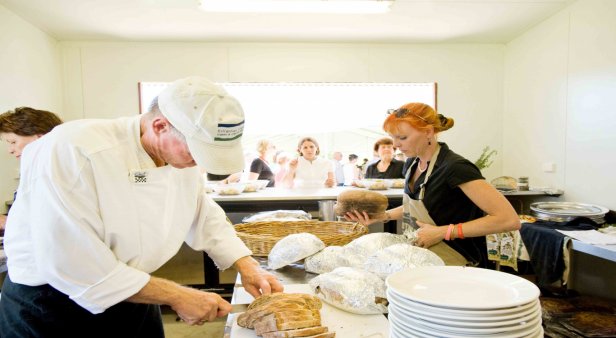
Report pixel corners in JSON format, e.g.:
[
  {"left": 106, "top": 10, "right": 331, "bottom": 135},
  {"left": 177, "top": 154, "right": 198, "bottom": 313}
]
[{"left": 0, "top": 76, "right": 283, "bottom": 337}]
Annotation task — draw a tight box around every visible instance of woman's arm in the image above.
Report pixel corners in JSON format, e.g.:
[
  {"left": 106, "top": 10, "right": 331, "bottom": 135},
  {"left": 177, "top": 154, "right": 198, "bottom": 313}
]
[
  {"left": 281, "top": 158, "right": 298, "bottom": 188},
  {"left": 247, "top": 172, "right": 259, "bottom": 180},
  {"left": 325, "top": 171, "right": 335, "bottom": 187},
  {"left": 345, "top": 205, "right": 404, "bottom": 225},
  {"left": 416, "top": 179, "right": 520, "bottom": 248}
]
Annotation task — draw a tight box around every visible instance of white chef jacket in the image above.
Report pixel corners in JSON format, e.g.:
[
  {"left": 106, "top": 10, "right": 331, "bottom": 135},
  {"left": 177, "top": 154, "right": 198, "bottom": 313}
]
[
  {"left": 293, "top": 156, "right": 333, "bottom": 188},
  {"left": 4, "top": 116, "right": 251, "bottom": 314}
]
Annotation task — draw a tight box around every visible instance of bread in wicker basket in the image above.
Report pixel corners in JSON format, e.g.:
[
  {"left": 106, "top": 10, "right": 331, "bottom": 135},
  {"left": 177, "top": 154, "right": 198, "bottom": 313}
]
[{"left": 234, "top": 220, "right": 368, "bottom": 256}]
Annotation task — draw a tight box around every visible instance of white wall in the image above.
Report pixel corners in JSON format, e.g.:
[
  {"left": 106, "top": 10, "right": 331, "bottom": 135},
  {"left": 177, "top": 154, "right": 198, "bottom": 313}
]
[
  {"left": 60, "top": 41, "right": 505, "bottom": 178},
  {"left": 0, "top": 4, "right": 63, "bottom": 212},
  {"left": 504, "top": 0, "right": 616, "bottom": 210}
]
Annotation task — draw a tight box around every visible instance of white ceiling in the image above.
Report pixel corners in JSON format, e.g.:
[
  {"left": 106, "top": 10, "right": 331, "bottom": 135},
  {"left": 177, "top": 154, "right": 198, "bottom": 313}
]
[{"left": 0, "top": 0, "right": 573, "bottom": 43}]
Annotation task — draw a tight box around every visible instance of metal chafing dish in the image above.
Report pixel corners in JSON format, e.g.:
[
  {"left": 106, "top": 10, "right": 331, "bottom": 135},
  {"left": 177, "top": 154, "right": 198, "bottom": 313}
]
[{"left": 530, "top": 202, "right": 608, "bottom": 224}]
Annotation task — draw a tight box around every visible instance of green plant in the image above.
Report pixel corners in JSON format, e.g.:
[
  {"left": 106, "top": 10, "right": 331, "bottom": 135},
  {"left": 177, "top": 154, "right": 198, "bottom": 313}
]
[{"left": 474, "top": 146, "right": 497, "bottom": 170}]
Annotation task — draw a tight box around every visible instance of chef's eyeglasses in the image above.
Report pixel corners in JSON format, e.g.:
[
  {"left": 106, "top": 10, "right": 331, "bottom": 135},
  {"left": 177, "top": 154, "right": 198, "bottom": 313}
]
[{"left": 387, "top": 108, "right": 428, "bottom": 123}]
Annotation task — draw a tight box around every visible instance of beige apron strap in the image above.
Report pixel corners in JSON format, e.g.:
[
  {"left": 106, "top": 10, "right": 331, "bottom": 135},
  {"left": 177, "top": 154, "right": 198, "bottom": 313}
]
[
  {"left": 418, "top": 145, "right": 441, "bottom": 200},
  {"left": 403, "top": 145, "right": 468, "bottom": 266},
  {"left": 429, "top": 242, "right": 468, "bottom": 266}
]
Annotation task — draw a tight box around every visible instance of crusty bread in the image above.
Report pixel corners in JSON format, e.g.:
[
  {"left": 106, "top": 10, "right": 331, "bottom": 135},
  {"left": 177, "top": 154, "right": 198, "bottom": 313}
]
[
  {"left": 247, "top": 293, "right": 322, "bottom": 311},
  {"left": 335, "top": 190, "right": 388, "bottom": 219},
  {"left": 243, "top": 308, "right": 320, "bottom": 329},
  {"left": 238, "top": 292, "right": 333, "bottom": 337},
  {"left": 255, "top": 317, "right": 322, "bottom": 335},
  {"left": 261, "top": 326, "right": 329, "bottom": 338}
]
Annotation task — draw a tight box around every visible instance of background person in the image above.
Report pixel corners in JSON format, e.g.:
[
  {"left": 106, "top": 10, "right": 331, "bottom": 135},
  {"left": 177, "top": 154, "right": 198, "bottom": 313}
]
[
  {"left": 247, "top": 139, "right": 276, "bottom": 187},
  {"left": 364, "top": 137, "right": 405, "bottom": 179},
  {"left": 0, "top": 77, "right": 282, "bottom": 337},
  {"left": 343, "top": 154, "right": 360, "bottom": 186},
  {"left": 346, "top": 102, "right": 519, "bottom": 267},
  {"left": 273, "top": 151, "right": 291, "bottom": 188},
  {"left": 332, "top": 151, "right": 344, "bottom": 186},
  {"left": 283, "top": 137, "right": 334, "bottom": 188},
  {"left": 0, "top": 107, "right": 63, "bottom": 230}
]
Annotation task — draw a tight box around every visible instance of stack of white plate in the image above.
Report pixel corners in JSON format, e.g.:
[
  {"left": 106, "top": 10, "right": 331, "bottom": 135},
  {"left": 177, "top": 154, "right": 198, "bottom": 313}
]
[{"left": 386, "top": 266, "right": 543, "bottom": 338}]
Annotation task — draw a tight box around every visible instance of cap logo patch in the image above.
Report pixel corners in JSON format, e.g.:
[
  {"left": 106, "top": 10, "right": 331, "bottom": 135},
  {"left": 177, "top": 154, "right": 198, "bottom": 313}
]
[{"left": 215, "top": 121, "right": 244, "bottom": 141}]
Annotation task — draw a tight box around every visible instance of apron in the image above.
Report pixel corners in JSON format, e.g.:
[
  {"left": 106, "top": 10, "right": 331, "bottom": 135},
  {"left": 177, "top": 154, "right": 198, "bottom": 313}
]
[{"left": 402, "top": 145, "right": 468, "bottom": 266}]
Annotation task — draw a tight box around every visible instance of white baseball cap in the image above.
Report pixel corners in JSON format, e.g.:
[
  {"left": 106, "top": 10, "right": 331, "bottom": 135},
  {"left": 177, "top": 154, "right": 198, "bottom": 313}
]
[{"left": 158, "top": 76, "right": 245, "bottom": 175}]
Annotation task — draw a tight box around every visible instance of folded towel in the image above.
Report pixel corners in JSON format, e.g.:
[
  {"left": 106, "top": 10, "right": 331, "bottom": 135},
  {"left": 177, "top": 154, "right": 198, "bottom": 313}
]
[{"left": 520, "top": 217, "right": 597, "bottom": 286}]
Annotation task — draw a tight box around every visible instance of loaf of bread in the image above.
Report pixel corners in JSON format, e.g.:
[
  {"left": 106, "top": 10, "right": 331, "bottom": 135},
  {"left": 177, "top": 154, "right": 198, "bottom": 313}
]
[
  {"left": 334, "top": 190, "right": 388, "bottom": 219},
  {"left": 237, "top": 293, "right": 335, "bottom": 337}
]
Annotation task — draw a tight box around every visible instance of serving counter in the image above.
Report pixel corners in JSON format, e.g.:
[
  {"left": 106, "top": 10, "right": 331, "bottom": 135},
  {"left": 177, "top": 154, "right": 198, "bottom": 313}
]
[{"left": 196, "top": 187, "right": 562, "bottom": 292}]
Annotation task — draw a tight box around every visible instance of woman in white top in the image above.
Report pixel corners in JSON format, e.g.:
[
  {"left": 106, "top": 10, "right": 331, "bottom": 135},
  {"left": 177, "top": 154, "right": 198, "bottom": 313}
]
[{"left": 283, "top": 137, "right": 334, "bottom": 188}]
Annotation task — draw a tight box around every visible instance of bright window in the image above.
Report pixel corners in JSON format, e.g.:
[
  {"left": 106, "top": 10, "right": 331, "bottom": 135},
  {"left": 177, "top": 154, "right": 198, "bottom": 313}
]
[{"left": 139, "top": 82, "right": 436, "bottom": 160}]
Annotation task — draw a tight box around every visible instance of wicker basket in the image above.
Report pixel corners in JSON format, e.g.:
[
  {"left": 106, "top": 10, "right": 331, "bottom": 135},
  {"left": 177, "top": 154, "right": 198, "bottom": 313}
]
[{"left": 234, "top": 220, "right": 368, "bottom": 256}]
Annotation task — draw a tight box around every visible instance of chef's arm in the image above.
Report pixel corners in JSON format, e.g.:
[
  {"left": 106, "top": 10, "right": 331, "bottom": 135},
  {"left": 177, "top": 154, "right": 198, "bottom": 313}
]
[
  {"left": 234, "top": 256, "right": 284, "bottom": 298},
  {"left": 127, "top": 276, "right": 231, "bottom": 324}
]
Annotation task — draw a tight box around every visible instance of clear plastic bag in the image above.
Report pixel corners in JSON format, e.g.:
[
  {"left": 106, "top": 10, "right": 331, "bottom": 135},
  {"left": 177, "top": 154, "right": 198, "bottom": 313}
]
[{"left": 242, "top": 210, "right": 312, "bottom": 223}]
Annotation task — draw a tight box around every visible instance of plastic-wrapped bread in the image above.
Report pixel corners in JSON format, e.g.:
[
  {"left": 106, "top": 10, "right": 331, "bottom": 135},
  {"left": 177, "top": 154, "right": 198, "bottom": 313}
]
[
  {"left": 309, "top": 267, "right": 388, "bottom": 314},
  {"left": 334, "top": 190, "right": 388, "bottom": 219},
  {"left": 344, "top": 232, "right": 410, "bottom": 257},
  {"left": 268, "top": 233, "right": 326, "bottom": 270},
  {"left": 364, "top": 243, "right": 444, "bottom": 279},
  {"left": 304, "top": 246, "right": 364, "bottom": 274}
]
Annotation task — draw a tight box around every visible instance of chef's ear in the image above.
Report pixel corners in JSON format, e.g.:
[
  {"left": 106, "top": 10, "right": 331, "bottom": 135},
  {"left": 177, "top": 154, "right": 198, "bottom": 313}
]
[{"left": 151, "top": 116, "right": 171, "bottom": 135}]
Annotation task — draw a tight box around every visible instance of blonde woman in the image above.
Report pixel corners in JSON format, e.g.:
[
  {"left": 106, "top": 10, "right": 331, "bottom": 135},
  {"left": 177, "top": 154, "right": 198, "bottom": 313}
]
[{"left": 247, "top": 139, "right": 276, "bottom": 187}]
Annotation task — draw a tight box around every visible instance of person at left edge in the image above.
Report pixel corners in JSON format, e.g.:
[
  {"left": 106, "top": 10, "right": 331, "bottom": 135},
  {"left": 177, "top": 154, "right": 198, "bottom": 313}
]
[
  {"left": 0, "top": 76, "right": 283, "bottom": 337},
  {"left": 0, "top": 107, "right": 63, "bottom": 230}
]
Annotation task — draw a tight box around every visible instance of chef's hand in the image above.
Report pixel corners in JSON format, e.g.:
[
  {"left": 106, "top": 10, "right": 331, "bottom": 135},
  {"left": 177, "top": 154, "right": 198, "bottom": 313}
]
[
  {"left": 344, "top": 209, "right": 379, "bottom": 226},
  {"left": 235, "top": 256, "right": 284, "bottom": 298},
  {"left": 172, "top": 288, "right": 232, "bottom": 325},
  {"left": 415, "top": 221, "right": 446, "bottom": 248},
  {"left": 324, "top": 177, "right": 335, "bottom": 188}
]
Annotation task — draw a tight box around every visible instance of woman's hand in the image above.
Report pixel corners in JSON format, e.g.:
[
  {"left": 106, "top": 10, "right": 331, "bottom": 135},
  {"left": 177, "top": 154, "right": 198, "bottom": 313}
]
[
  {"left": 344, "top": 210, "right": 379, "bottom": 226},
  {"left": 288, "top": 158, "right": 298, "bottom": 172},
  {"left": 414, "top": 221, "right": 446, "bottom": 248}
]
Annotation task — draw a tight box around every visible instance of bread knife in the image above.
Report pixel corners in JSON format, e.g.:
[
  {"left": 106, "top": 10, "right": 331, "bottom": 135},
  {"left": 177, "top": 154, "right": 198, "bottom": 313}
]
[{"left": 230, "top": 303, "right": 249, "bottom": 314}]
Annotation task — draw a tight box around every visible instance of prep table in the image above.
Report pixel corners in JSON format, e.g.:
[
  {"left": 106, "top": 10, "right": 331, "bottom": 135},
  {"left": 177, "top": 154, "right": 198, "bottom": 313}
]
[{"left": 223, "top": 258, "right": 389, "bottom": 338}]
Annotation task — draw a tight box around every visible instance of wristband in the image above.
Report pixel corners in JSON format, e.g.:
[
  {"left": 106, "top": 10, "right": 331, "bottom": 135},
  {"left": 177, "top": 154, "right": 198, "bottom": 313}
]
[
  {"left": 445, "top": 224, "right": 454, "bottom": 241},
  {"left": 457, "top": 223, "right": 465, "bottom": 239}
]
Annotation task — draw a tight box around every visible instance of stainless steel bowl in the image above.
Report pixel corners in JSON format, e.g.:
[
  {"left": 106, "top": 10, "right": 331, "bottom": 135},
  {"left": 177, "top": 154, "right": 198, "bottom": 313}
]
[{"left": 530, "top": 202, "right": 608, "bottom": 224}]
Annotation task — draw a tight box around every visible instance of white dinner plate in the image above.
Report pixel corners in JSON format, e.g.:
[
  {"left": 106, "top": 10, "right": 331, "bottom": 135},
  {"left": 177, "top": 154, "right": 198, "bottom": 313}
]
[
  {"left": 389, "top": 311, "right": 543, "bottom": 338},
  {"left": 386, "top": 266, "right": 540, "bottom": 309},
  {"left": 390, "top": 308, "right": 542, "bottom": 336},
  {"left": 387, "top": 289, "right": 539, "bottom": 319},
  {"left": 389, "top": 306, "right": 541, "bottom": 334},
  {"left": 388, "top": 301, "right": 541, "bottom": 328}
]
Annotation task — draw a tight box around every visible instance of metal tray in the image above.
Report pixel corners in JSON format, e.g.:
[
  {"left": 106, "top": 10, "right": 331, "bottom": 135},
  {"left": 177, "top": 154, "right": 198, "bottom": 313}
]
[{"left": 530, "top": 202, "right": 608, "bottom": 224}]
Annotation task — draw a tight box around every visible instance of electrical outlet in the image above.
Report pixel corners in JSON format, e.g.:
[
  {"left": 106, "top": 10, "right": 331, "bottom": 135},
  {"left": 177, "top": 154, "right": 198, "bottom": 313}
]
[{"left": 542, "top": 162, "right": 555, "bottom": 173}]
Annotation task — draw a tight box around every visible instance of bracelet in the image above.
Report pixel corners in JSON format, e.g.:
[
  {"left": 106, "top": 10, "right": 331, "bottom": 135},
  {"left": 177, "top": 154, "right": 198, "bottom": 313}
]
[
  {"left": 445, "top": 224, "right": 454, "bottom": 241},
  {"left": 457, "top": 223, "right": 465, "bottom": 239},
  {"left": 450, "top": 224, "right": 457, "bottom": 240},
  {"left": 384, "top": 211, "right": 391, "bottom": 222}
]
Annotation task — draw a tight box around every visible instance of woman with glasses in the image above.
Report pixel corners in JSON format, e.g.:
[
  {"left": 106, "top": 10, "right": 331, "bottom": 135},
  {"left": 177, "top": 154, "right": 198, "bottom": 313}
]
[
  {"left": 364, "top": 137, "right": 405, "bottom": 179},
  {"left": 346, "top": 103, "right": 519, "bottom": 267}
]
